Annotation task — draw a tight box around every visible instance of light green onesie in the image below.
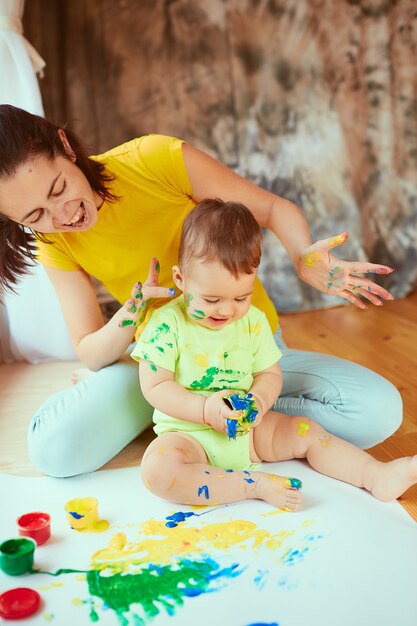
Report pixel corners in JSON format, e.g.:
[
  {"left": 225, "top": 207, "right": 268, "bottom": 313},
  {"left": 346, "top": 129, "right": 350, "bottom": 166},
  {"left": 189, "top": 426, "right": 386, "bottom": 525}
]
[{"left": 131, "top": 296, "right": 282, "bottom": 470}]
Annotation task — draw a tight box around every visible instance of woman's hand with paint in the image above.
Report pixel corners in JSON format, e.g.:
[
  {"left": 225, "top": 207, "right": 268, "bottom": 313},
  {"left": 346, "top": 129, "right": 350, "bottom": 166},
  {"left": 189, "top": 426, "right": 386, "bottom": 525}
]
[
  {"left": 119, "top": 257, "right": 176, "bottom": 328},
  {"left": 203, "top": 390, "right": 242, "bottom": 434},
  {"left": 297, "top": 232, "right": 395, "bottom": 309}
]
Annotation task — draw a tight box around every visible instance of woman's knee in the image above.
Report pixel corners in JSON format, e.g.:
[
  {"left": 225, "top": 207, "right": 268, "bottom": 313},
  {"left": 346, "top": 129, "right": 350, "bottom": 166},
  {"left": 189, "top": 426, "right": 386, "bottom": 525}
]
[
  {"left": 357, "top": 378, "right": 403, "bottom": 447},
  {"left": 28, "top": 360, "right": 153, "bottom": 477}
]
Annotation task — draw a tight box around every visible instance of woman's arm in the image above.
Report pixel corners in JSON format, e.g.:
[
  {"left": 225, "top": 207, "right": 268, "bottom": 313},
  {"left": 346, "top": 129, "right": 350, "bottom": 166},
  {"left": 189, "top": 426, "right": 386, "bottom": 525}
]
[
  {"left": 45, "top": 266, "right": 136, "bottom": 370},
  {"left": 182, "top": 143, "right": 394, "bottom": 308},
  {"left": 45, "top": 258, "right": 172, "bottom": 370}
]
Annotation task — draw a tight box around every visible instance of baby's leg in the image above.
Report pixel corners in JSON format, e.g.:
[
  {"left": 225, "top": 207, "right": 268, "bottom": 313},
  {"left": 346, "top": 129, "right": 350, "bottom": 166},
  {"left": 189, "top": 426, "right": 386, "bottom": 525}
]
[
  {"left": 254, "top": 412, "right": 417, "bottom": 502},
  {"left": 140, "top": 432, "right": 301, "bottom": 510}
]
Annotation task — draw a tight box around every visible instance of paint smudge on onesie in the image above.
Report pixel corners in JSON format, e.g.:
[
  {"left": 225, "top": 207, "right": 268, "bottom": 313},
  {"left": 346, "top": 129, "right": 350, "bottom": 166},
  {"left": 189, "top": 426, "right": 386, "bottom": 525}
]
[
  {"left": 190, "top": 366, "right": 245, "bottom": 391},
  {"left": 140, "top": 353, "right": 157, "bottom": 372}
]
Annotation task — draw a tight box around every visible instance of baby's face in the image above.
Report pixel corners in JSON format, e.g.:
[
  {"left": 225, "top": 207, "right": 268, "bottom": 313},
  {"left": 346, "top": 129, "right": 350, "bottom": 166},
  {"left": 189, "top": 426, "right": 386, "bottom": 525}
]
[{"left": 174, "top": 259, "right": 256, "bottom": 330}]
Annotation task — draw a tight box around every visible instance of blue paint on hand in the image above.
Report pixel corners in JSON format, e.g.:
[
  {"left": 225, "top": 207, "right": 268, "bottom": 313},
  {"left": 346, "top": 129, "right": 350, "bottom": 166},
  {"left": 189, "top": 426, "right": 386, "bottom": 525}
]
[{"left": 224, "top": 393, "right": 258, "bottom": 440}]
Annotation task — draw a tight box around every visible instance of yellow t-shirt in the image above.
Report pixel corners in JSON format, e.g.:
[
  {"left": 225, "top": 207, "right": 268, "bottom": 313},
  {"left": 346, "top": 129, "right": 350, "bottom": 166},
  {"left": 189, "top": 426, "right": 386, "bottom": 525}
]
[{"left": 36, "top": 134, "right": 279, "bottom": 336}]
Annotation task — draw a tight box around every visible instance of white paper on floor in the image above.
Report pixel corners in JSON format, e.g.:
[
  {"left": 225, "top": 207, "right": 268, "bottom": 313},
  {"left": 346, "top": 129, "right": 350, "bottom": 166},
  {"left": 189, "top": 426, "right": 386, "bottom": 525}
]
[{"left": 0, "top": 461, "right": 416, "bottom": 626}]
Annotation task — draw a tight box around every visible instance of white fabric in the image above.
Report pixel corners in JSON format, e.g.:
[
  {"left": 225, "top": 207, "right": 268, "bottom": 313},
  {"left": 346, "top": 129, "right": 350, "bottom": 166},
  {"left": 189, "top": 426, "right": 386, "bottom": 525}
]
[
  {"left": 4, "top": 263, "right": 77, "bottom": 362},
  {"left": 0, "top": 0, "right": 76, "bottom": 362},
  {"left": 0, "top": 0, "right": 45, "bottom": 111}
]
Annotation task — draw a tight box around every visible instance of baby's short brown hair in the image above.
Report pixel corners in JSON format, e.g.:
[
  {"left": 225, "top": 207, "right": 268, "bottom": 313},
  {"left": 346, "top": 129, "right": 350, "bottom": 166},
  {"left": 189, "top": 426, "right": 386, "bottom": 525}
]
[{"left": 179, "top": 198, "right": 262, "bottom": 277}]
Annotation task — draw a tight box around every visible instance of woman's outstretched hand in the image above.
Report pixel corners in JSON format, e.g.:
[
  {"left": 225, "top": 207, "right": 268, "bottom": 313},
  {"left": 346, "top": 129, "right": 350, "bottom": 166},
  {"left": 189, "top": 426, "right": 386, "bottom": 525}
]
[
  {"left": 119, "top": 257, "right": 176, "bottom": 328},
  {"left": 298, "top": 232, "right": 395, "bottom": 309}
]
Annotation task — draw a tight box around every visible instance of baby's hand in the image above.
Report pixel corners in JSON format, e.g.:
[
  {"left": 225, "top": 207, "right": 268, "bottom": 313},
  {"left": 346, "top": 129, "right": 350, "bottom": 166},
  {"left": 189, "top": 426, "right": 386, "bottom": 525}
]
[
  {"left": 203, "top": 390, "right": 242, "bottom": 434},
  {"left": 225, "top": 392, "right": 261, "bottom": 437},
  {"left": 119, "top": 258, "right": 176, "bottom": 329}
]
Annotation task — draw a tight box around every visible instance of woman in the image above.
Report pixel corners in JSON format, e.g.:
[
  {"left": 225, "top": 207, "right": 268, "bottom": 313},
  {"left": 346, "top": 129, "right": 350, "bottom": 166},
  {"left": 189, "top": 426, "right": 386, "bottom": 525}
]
[{"left": 0, "top": 104, "right": 401, "bottom": 477}]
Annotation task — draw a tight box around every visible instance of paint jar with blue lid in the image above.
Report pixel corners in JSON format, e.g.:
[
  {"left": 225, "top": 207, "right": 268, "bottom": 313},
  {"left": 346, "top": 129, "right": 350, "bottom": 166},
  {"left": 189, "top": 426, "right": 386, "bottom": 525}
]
[{"left": 0, "top": 538, "right": 36, "bottom": 576}]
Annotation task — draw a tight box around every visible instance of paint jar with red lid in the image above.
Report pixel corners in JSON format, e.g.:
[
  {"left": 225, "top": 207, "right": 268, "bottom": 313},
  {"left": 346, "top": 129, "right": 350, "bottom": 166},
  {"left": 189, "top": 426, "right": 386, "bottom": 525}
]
[{"left": 17, "top": 512, "right": 51, "bottom": 546}]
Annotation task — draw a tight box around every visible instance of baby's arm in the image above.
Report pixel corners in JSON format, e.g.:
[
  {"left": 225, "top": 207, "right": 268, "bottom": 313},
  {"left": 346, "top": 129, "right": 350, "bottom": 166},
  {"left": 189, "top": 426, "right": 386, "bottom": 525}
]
[
  {"left": 139, "top": 360, "right": 239, "bottom": 432},
  {"left": 249, "top": 362, "right": 282, "bottom": 422}
]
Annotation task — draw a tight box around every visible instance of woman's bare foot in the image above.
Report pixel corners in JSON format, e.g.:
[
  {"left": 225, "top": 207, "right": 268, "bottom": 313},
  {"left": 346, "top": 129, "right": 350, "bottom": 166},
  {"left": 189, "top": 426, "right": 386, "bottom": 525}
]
[
  {"left": 71, "top": 367, "right": 95, "bottom": 385},
  {"left": 366, "top": 456, "right": 417, "bottom": 502},
  {"left": 255, "top": 472, "right": 303, "bottom": 511}
]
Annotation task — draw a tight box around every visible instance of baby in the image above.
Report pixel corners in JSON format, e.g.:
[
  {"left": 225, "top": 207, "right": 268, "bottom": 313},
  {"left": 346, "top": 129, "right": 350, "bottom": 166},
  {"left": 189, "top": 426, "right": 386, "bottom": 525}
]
[{"left": 131, "top": 198, "right": 417, "bottom": 510}]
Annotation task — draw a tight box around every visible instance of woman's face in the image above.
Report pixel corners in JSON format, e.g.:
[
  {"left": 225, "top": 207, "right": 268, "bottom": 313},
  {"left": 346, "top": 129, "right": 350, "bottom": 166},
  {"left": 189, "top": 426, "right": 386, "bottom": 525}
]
[{"left": 0, "top": 154, "right": 101, "bottom": 233}]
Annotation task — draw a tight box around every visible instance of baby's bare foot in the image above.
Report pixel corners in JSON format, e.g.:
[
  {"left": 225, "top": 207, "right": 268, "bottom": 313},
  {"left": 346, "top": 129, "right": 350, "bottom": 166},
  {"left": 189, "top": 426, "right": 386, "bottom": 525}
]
[
  {"left": 367, "top": 456, "right": 417, "bottom": 502},
  {"left": 71, "top": 367, "right": 94, "bottom": 385},
  {"left": 256, "top": 473, "right": 303, "bottom": 511}
]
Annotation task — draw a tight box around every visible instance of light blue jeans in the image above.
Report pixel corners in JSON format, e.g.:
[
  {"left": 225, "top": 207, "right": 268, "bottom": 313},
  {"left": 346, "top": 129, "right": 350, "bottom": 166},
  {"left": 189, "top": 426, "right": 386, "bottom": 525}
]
[{"left": 28, "top": 329, "right": 402, "bottom": 477}]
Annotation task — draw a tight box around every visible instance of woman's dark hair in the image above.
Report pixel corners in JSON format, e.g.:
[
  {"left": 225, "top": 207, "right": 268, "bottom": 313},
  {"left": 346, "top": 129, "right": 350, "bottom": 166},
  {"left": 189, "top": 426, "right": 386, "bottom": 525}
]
[{"left": 0, "top": 104, "right": 117, "bottom": 292}]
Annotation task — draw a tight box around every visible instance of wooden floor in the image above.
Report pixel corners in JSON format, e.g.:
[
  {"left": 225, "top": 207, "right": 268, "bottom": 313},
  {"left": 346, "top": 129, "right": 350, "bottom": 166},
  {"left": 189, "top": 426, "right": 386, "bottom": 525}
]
[{"left": 1, "top": 291, "right": 416, "bottom": 520}]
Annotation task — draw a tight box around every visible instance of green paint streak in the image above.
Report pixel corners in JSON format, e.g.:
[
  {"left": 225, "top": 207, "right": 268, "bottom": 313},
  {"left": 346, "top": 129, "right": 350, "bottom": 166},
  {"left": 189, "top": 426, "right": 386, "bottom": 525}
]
[
  {"left": 86, "top": 558, "right": 240, "bottom": 622},
  {"left": 137, "top": 302, "right": 148, "bottom": 324},
  {"left": 149, "top": 323, "right": 171, "bottom": 343},
  {"left": 129, "top": 303, "right": 137, "bottom": 313},
  {"left": 190, "top": 366, "right": 219, "bottom": 389},
  {"left": 185, "top": 293, "right": 194, "bottom": 308},
  {"left": 141, "top": 353, "right": 158, "bottom": 372},
  {"left": 121, "top": 320, "right": 136, "bottom": 327},
  {"left": 190, "top": 364, "right": 245, "bottom": 390},
  {"left": 156, "top": 346, "right": 165, "bottom": 353},
  {"left": 166, "top": 342, "right": 173, "bottom": 348},
  {"left": 190, "top": 313, "right": 205, "bottom": 320},
  {"left": 89, "top": 607, "right": 99, "bottom": 622},
  {"left": 193, "top": 309, "right": 206, "bottom": 318},
  {"left": 31, "top": 567, "right": 88, "bottom": 576},
  {"left": 155, "top": 260, "right": 160, "bottom": 273}
]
